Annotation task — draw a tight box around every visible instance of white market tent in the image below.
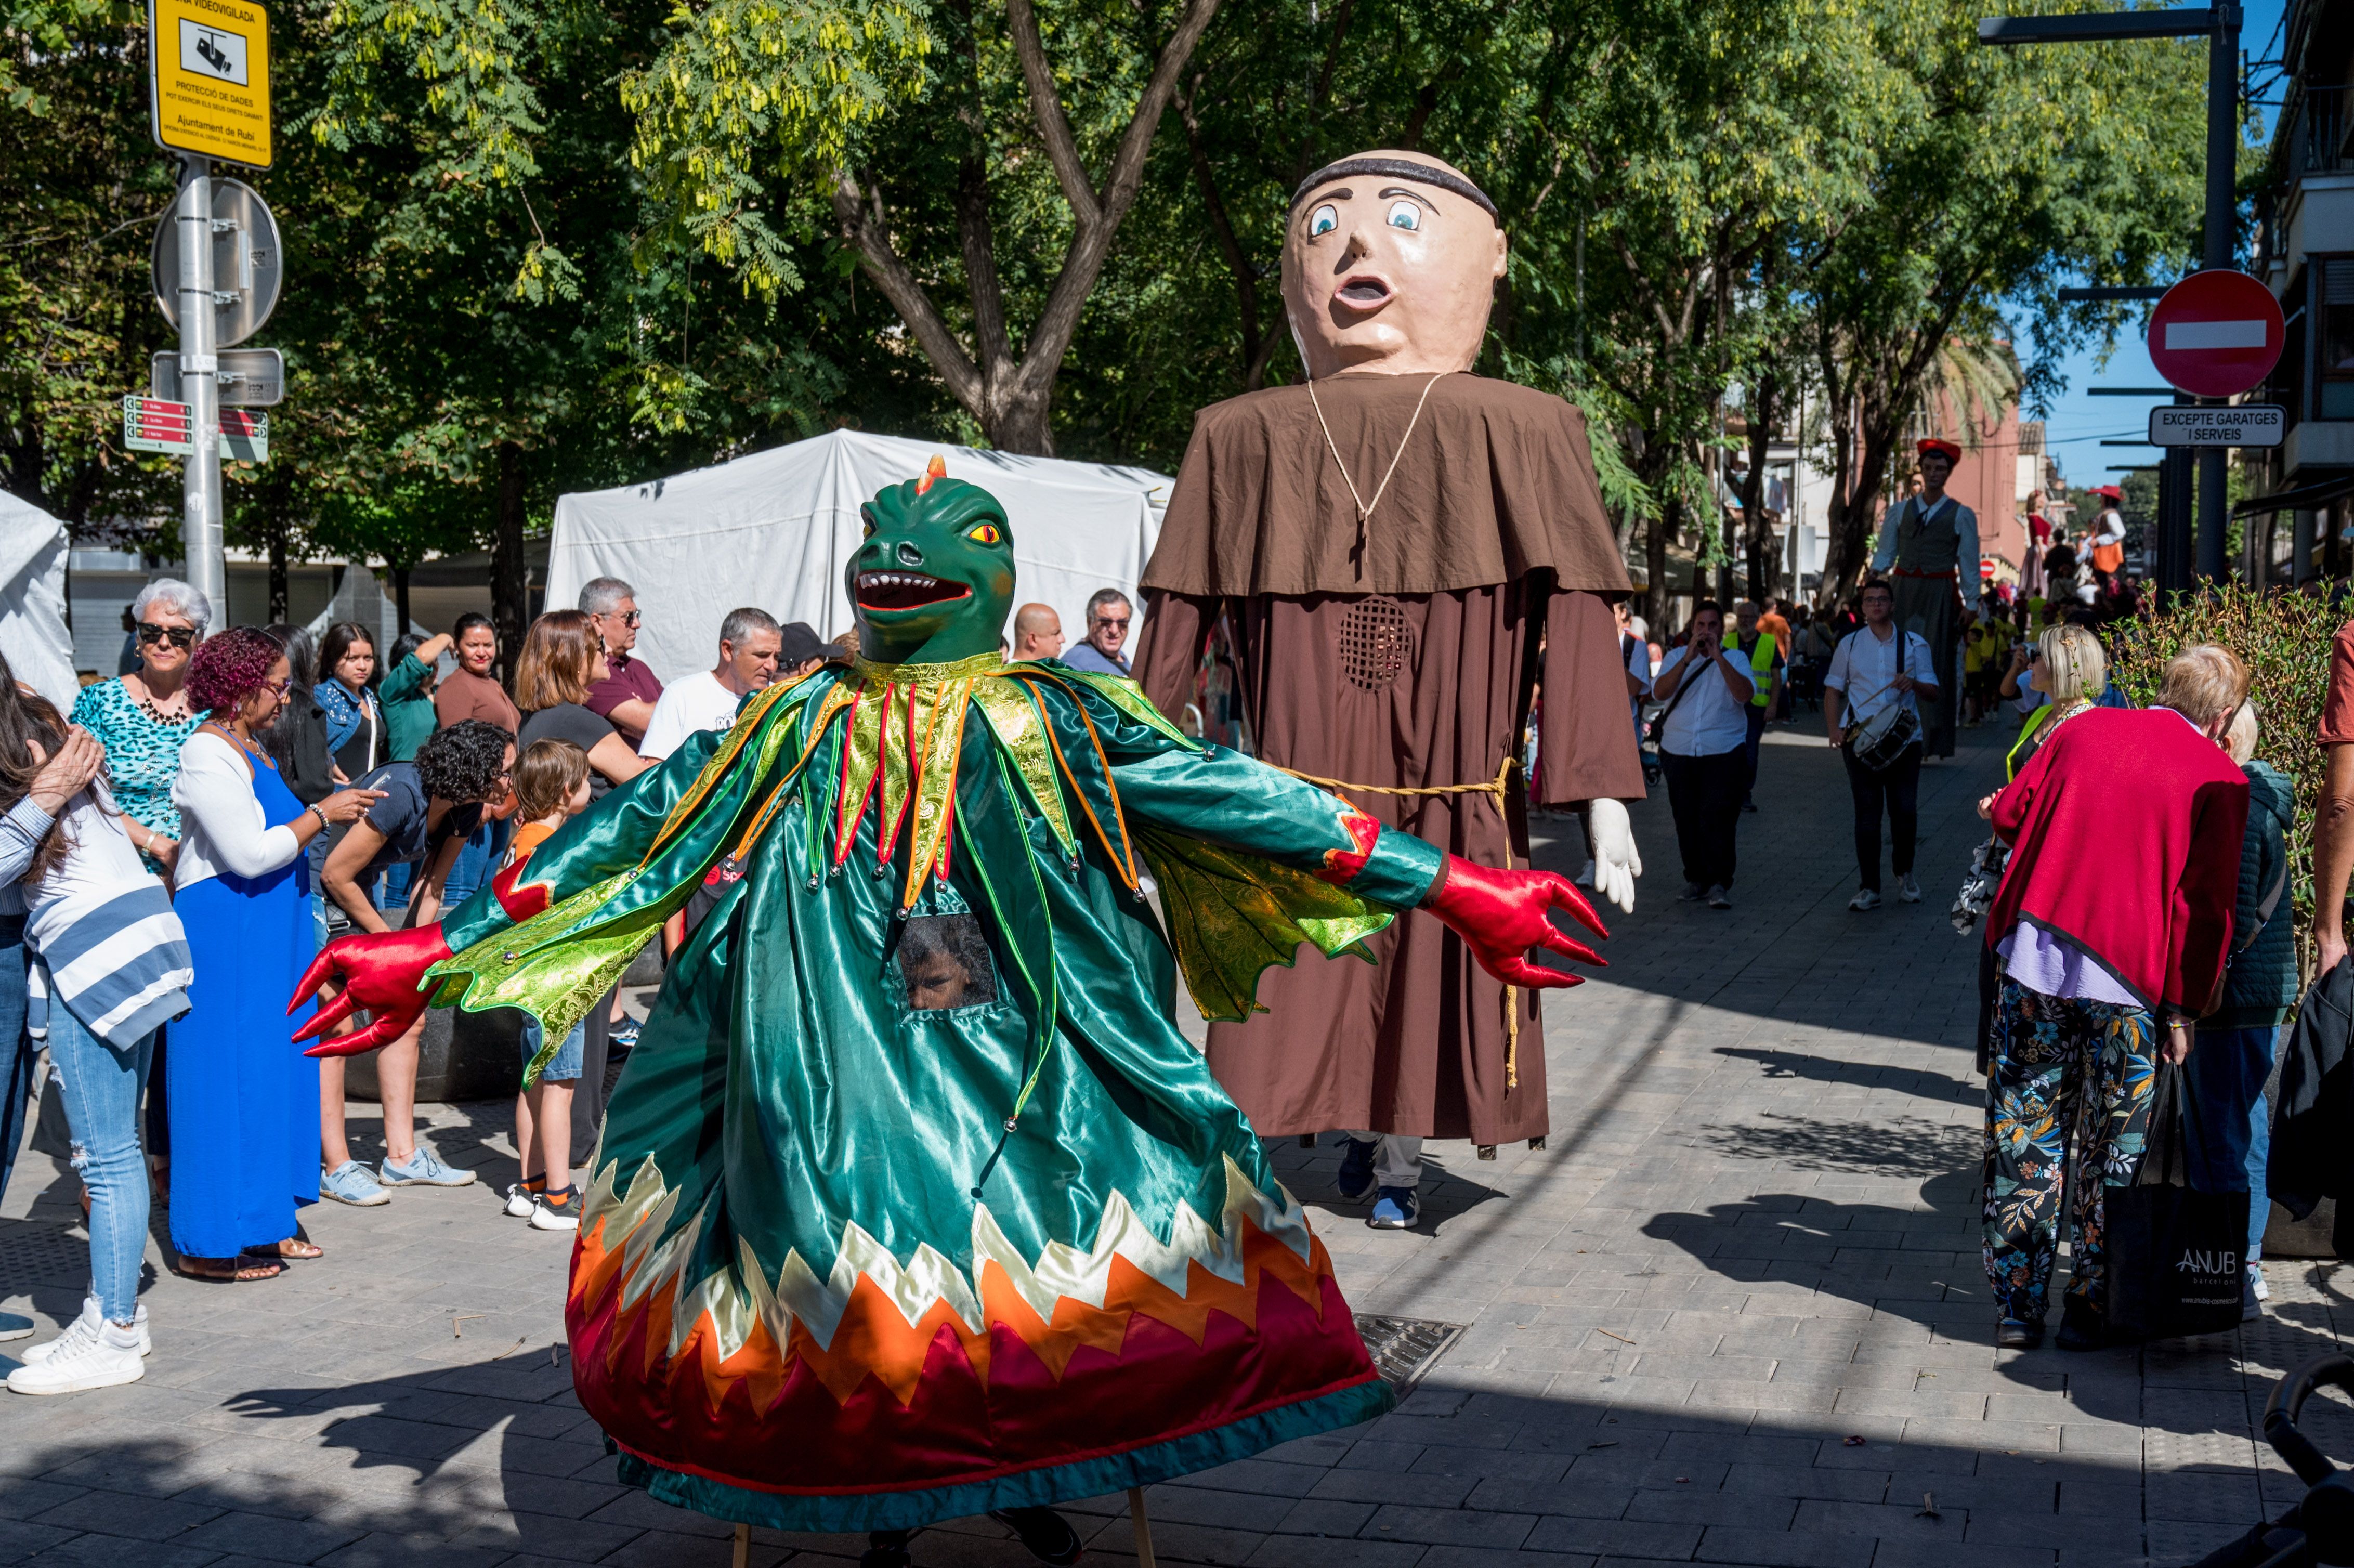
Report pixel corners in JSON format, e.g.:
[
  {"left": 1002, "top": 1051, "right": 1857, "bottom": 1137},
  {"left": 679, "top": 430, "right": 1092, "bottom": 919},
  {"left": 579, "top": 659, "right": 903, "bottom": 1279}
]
[
  {"left": 0, "top": 493, "right": 79, "bottom": 711},
  {"left": 545, "top": 430, "right": 1172, "bottom": 684}
]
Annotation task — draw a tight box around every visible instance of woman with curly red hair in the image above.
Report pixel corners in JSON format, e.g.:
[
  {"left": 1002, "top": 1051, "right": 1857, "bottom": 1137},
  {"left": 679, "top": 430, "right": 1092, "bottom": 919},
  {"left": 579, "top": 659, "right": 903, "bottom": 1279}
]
[{"left": 166, "top": 628, "right": 380, "bottom": 1283}]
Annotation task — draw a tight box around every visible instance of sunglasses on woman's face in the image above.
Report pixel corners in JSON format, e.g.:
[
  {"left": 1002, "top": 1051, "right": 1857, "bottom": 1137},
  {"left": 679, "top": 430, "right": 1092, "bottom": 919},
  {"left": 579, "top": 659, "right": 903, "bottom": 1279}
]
[{"left": 137, "top": 623, "right": 196, "bottom": 649}]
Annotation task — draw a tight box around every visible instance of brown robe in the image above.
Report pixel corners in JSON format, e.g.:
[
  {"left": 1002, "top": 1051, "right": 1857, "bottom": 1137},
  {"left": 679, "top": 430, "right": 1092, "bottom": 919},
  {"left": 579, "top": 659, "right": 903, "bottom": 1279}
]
[{"left": 1132, "top": 373, "right": 1644, "bottom": 1145}]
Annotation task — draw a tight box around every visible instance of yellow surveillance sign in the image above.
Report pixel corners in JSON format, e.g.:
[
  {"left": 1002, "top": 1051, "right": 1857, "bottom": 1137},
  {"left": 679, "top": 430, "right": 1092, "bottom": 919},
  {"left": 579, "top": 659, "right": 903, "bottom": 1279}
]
[{"left": 149, "top": 0, "right": 271, "bottom": 168}]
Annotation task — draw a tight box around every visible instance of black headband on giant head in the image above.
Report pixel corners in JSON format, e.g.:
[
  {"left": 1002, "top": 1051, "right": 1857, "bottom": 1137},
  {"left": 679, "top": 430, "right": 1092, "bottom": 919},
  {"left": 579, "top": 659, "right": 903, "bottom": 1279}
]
[{"left": 1289, "top": 157, "right": 1500, "bottom": 224}]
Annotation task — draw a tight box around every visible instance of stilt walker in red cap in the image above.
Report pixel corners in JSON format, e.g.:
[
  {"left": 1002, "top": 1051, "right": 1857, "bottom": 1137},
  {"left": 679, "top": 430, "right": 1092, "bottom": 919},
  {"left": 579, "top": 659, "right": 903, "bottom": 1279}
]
[
  {"left": 2085, "top": 486, "right": 2127, "bottom": 598},
  {"left": 1871, "top": 438, "right": 1978, "bottom": 759}
]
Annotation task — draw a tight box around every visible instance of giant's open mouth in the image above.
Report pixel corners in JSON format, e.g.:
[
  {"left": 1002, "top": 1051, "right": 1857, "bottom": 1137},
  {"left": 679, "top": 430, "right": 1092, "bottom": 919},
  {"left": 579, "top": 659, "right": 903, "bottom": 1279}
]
[
  {"left": 856, "top": 570, "right": 973, "bottom": 612},
  {"left": 1334, "top": 273, "right": 1392, "bottom": 309}
]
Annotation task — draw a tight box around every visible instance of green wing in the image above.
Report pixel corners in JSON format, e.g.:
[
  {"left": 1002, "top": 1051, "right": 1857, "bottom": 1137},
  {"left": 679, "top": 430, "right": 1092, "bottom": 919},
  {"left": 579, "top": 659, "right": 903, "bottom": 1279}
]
[{"left": 1136, "top": 824, "right": 1392, "bottom": 1024}]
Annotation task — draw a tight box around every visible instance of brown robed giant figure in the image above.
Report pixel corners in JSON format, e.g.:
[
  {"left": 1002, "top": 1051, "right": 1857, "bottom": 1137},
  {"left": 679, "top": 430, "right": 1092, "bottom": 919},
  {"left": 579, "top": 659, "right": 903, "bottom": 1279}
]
[{"left": 1132, "top": 150, "right": 1646, "bottom": 1183}]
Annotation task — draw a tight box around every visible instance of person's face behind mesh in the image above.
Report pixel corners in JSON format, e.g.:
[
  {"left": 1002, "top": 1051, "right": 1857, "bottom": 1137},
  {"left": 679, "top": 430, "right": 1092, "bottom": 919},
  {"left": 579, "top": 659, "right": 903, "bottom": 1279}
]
[{"left": 905, "top": 951, "right": 971, "bottom": 1010}]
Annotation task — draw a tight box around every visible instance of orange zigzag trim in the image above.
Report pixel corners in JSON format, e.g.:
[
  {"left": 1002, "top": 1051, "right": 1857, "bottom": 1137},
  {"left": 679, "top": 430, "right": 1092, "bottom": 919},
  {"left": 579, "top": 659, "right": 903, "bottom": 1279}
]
[{"left": 572, "top": 1209, "right": 1336, "bottom": 1415}]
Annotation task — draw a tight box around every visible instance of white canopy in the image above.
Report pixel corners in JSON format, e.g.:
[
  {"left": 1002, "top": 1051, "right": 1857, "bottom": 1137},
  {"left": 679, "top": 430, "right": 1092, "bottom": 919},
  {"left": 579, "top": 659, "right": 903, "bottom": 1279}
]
[
  {"left": 546, "top": 430, "right": 1172, "bottom": 684},
  {"left": 0, "top": 494, "right": 77, "bottom": 711}
]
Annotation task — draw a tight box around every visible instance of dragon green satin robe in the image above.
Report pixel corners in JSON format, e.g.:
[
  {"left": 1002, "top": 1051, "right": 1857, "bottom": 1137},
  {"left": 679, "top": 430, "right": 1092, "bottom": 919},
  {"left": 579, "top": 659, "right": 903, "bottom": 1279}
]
[{"left": 425, "top": 651, "right": 1442, "bottom": 1532}]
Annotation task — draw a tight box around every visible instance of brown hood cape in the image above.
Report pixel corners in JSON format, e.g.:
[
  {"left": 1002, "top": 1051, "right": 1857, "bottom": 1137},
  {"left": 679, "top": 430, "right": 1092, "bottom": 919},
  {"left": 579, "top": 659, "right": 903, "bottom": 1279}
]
[{"left": 1137, "top": 372, "right": 1630, "bottom": 598}]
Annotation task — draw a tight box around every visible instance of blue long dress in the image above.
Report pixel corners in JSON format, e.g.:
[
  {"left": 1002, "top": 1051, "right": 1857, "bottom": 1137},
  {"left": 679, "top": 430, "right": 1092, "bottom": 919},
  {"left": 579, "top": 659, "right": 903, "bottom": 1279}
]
[{"left": 168, "top": 751, "right": 319, "bottom": 1257}]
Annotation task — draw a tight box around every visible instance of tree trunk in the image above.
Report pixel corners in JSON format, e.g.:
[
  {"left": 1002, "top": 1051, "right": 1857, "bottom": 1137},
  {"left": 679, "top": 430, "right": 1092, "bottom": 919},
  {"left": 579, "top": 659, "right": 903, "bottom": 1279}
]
[
  {"left": 492, "top": 440, "right": 528, "bottom": 690},
  {"left": 1645, "top": 502, "right": 1671, "bottom": 632},
  {"left": 266, "top": 509, "right": 289, "bottom": 624},
  {"left": 1742, "top": 374, "right": 1776, "bottom": 600},
  {"left": 392, "top": 567, "right": 412, "bottom": 636},
  {"left": 985, "top": 389, "right": 1055, "bottom": 457}
]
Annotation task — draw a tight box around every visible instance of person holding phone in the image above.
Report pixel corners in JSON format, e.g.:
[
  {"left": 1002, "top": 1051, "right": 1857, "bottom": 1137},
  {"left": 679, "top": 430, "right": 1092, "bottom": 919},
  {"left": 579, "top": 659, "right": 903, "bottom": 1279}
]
[{"left": 1649, "top": 600, "right": 1755, "bottom": 909}]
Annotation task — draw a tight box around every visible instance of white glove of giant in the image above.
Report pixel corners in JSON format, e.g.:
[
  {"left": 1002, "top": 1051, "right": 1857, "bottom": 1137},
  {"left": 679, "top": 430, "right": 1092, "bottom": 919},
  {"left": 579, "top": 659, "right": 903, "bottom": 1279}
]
[{"left": 1584, "top": 797, "right": 1641, "bottom": 914}]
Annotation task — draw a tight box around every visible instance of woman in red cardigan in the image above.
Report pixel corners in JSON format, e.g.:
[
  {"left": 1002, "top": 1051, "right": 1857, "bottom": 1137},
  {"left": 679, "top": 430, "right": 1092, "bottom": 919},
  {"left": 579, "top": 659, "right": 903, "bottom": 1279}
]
[{"left": 1978, "top": 645, "right": 2250, "bottom": 1351}]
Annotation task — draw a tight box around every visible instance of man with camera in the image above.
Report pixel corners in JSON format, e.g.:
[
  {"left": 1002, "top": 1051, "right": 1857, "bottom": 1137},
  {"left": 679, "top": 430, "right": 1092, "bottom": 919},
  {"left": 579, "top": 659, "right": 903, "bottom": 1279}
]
[
  {"left": 1650, "top": 600, "right": 1756, "bottom": 909},
  {"left": 1825, "top": 578, "right": 1939, "bottom": 911}
]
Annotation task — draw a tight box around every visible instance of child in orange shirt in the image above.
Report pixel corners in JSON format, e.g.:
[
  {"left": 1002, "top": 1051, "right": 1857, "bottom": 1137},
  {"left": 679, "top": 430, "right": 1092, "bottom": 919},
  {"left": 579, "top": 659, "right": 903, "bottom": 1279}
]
[{"left": 500, "top": 739, "right": 594, "bottom": 1232}]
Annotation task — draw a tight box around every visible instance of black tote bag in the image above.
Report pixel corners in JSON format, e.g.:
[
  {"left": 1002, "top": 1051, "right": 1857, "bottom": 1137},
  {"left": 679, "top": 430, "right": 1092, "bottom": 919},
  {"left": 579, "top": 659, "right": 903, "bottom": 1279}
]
[{"left": 2106, "top": 1061, "right": 2248, "bottom": 1340}]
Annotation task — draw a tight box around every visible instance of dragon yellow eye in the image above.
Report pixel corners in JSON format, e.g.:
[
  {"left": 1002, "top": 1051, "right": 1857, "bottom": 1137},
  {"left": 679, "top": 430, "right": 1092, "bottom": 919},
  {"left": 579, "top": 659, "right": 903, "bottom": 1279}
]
[{"left": 966, "top": 522, "right": 1003, "bottom": 545}]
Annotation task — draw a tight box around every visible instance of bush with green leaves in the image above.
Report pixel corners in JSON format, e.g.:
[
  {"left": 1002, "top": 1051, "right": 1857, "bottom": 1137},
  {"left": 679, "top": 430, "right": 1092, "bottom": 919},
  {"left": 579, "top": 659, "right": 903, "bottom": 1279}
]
[{"left": 2108, "top": 584, "right": 2343, "bottom": 978}]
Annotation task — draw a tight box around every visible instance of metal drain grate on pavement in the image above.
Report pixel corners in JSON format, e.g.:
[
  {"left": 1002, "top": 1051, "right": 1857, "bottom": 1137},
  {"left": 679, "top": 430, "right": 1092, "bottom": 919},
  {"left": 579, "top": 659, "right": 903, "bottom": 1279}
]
[
  {"left": 1355, "top": 1314, "right": 1465, "bottom": 1392},
  {"left": 0, "top": 1225, "right": 91, "bottom": 1290}
]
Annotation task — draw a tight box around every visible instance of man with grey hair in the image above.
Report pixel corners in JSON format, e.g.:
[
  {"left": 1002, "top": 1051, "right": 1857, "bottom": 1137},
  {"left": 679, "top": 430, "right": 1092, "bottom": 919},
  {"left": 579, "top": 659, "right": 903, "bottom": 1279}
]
[
  {"left": 581, "top": 576, "right": 662, "bottom": 747},
  {"left": 1060, "top": 588, "right": 1133, "bottom": 676},
  {"left": 636, "top": 608, "right": 784, "bottom": 761}
]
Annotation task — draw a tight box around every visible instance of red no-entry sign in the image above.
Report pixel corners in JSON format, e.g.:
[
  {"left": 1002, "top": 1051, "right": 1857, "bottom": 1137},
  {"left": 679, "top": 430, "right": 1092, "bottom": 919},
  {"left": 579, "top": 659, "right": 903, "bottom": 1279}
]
[{"left": 2147, "top": 270, "right": 2285, "bottom": 399}]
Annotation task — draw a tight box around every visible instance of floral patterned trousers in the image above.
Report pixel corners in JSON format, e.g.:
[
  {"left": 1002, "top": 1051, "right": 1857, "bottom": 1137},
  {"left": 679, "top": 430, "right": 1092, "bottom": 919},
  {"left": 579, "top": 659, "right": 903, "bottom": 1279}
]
[{"left": 1982, "top": 979, "right": 2157, "bottom": 1323}]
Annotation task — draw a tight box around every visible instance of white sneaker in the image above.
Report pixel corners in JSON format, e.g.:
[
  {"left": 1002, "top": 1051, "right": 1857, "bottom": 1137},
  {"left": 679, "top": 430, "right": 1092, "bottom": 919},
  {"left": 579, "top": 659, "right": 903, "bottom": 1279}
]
[
  {"left": 8, "top": 1323, "right": 144, "bottom": 1394},
  {"left": 529, "top": 1194, "right": 581, "bottom": 1232},
  {"left": 2252, "top": 1263, "right": 2271, "bottom": 1301},
  {"left": 503, "top": 1183, "right": 539, "bottom": 1219},
  {"left": 1897, "top": 873, "right": 1922, "bottom": 904},
  {"left": 1849, "top": 888, "right": 1882, "bottom": 911},
  {"left": 23, "top": 1298, "right": 149, "bottom": 1365}
]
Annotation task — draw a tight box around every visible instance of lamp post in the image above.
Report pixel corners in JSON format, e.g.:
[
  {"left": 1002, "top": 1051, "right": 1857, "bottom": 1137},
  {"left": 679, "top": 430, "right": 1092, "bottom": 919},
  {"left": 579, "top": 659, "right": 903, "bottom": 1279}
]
[{"left": 1981, "top": 6, "right": 2242, "bottom": 587}]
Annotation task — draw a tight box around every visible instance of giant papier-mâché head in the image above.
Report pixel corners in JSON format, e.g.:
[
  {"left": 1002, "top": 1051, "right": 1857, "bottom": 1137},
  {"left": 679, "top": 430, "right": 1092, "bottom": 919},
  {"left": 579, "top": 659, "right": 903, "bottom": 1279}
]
[
  {"left": 846, "top": 457, "right": 1017, "bottom": 664},
  {"left": 1281, "top": 148, "right": 1507, "bottom": 380}
]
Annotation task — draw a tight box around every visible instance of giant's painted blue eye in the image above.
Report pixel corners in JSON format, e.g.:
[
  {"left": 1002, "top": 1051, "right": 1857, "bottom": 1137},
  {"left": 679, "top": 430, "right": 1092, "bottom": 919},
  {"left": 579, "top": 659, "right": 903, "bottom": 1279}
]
[
  {"left": 1309, "top": 203, "right": 1338, "bottom": 237},
  {"left": 1387, "top": 200, "right": 1421, "bottom": 231}
]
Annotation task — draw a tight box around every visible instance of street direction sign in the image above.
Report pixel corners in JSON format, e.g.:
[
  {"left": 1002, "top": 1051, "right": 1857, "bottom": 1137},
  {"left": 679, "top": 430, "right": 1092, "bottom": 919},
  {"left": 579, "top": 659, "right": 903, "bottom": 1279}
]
[
  {"left": 150, "top": 178, "right": 281, "bottom": 347},
  {"left": 150, "top": 347, "right": 283, "bottom": 406},
  {"left": 148, "top": 0, "right": 272, "bottom": 167},
  {"left": 2148, "top": 404, "right": 2285, "bottom": 448},
  {"left": 123, "top": 396, "right": 194, "bottom": 455},
  {"left": 219, "top": 409, "right": 268, "bottom": 463},
  {"left": 2147, "top": 270, "right": 2285, "bottom": 399},
  {"left": 119, "top": 397, "right": 269, "bottom": 462}
]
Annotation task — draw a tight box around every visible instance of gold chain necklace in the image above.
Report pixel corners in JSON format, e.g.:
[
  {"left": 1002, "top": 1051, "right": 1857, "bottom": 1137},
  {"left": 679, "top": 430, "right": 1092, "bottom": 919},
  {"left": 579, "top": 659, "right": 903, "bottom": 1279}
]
[{"left": 1305, "top": 371, "right": 1449, "bottom": 542}]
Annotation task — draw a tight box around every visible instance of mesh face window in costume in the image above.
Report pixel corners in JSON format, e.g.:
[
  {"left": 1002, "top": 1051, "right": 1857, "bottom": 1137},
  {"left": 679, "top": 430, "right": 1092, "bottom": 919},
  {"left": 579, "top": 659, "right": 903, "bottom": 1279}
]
[{"left": 291, "top": 459, "right": 1608, "bottom": 1551}]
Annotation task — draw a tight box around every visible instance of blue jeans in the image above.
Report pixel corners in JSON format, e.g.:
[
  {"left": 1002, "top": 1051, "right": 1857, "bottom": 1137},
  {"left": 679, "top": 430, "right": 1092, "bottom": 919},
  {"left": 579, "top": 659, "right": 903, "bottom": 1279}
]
[
  {"left": 441, "top": 818, "right": 508, "bottom": 912},
  {"left": 520, "top": 1016, "right": 585, "bottom": 1082},
  {"left": 0, "top": 916, "right": 31, "bottom": 1203},
  {"left": 46, "top": 1005, "right": 153, "bottom": 1323}
]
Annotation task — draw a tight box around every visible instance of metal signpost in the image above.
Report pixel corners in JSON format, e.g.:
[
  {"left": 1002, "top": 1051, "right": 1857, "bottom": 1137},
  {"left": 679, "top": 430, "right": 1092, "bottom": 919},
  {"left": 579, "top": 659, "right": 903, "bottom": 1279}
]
[
  {"left": 1980, "top": 4, "right": 2243, "bottom": 586},
  {"left": 147, "top": 0, "right": 273, "bottom": 622}
]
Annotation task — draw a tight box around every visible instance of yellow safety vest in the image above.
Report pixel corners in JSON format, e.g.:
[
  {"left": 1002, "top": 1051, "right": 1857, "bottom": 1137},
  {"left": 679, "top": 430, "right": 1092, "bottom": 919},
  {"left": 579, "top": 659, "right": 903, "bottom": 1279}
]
[{"left": 1745, "top": 632, "right": 1777, "bottom": 708}]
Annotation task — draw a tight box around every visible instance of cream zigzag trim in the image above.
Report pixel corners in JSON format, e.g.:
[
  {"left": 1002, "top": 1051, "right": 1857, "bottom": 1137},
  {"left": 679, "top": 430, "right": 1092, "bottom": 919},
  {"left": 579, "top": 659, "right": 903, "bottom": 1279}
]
[{"left": 581, "top": 1152, "right": 1318, "bottom": 1365}]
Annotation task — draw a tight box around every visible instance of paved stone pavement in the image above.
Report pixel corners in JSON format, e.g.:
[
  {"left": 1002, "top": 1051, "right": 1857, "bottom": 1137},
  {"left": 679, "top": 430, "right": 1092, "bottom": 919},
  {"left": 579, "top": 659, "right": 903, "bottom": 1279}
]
[{"left": 0, "top": 717, "right": 2343, "bottom": 1568}]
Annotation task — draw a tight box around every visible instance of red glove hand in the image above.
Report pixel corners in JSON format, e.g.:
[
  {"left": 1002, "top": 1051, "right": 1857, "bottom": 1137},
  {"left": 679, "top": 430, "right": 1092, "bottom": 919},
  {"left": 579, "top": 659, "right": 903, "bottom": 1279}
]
[
  {"left": 1423, "top": 856, "right": 1607, "bottom": 990},
  {"left": 289, "top": 924, "right": 454, "bottom": 1056}
]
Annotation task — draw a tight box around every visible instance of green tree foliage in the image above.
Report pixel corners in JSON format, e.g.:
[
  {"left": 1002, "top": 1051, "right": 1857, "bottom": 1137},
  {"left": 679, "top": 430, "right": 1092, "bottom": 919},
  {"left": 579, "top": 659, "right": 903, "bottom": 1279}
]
[
  {"left": 1800, "top": 3, "right": 2207, "bottom": 603},
  {"left": 0, "top": 0, "right": 181, "bottom": 535},
  {"left": 2108, "top": 582, "right": 2337, "bottom": 978},
  {"left": 0, "top": 0, "right": 2228, "bottom": 624}
]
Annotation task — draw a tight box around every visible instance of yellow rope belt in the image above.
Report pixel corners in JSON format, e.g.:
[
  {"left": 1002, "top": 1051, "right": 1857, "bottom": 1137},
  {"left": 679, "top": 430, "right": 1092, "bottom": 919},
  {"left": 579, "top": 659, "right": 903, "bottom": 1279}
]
[{"left": 1268, "top": 754, "right": 1528, "bottom": 1089}]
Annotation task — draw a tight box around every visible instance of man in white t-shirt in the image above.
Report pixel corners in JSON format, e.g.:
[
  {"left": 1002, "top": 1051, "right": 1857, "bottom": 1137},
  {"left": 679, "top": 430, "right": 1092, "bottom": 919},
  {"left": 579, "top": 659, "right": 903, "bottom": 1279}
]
[
  {"left": 636, "top": 608, "right": 786, "bottom": 762},
  {"left": 1824, "top": 577, "right": 1940, "bottom": 911},
  {"left": 1649, "top": 599, "right": 1754, "bottom": 908}
]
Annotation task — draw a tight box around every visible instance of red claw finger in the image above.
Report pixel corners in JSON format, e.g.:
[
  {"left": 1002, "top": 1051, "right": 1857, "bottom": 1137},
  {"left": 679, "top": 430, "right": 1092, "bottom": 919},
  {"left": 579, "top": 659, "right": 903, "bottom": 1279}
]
[
  {"left": 1499, "top": 957, "right": 1586, "bottom": 991},
  {"left": 1546, "top": 874, "right": 1608, "bottom": 940},
  {"left": 292, "top": 989, "right": 360, "bottom": 1042},
  {"left": 1537, "top": 927, "right": 1606, "bottom": 969},
  {"left": 289, "top": 949, "right": 339, "bottom": 1015}
]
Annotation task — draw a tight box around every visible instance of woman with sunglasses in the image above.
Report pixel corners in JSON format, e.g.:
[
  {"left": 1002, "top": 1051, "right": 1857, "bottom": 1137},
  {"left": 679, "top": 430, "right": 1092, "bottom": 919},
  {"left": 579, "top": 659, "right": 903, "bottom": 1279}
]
[
  {"left": 69, "top": 581, "right": 209, "bottom": 879},
  {"left": 168, "top": 629, "right": 382, "bottom": 1282}
]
